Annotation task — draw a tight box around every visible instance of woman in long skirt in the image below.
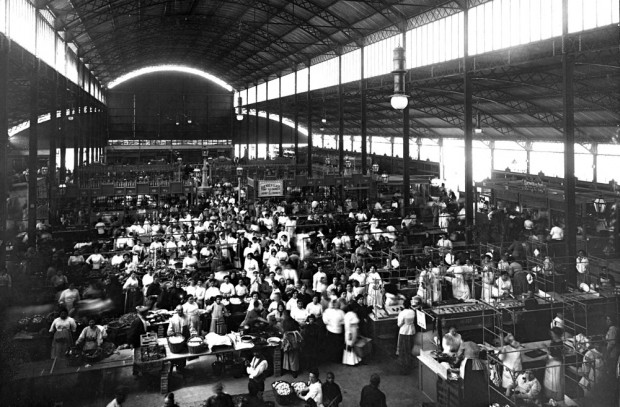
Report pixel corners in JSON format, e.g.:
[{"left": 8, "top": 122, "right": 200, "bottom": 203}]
[
  {"left": 343, "top": 311, "right": 362, "bottom": 366},
  {"left": 206, "top": 295, "right": 229, "bottom": 335},
  {"left": 396, "top": 298, "right": 416, "bottom": 373},
  {"left": 458, "top": 341, "right": 489, "bottom": 407},
  {"left": 365, "top": 266, "right": 384, "bottom": 309},
  {"left": 281, "top": 313, "right": 302, "bottom": 377},
  {"left": 544, "top": 327, "right": 565, "bottom": 401},
  {"left": 49, "top": 308, "right": 77, "bottom": 358}
]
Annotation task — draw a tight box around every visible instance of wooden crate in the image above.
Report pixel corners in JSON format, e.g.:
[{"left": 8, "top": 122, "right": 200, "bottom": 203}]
[
  {"left": 140, "top": 333, "right": 158, "bottom": 347},
  {"left": 160, "top": 373, "right": 169, "bottom": 394},
  {"left": 273, "top": 348, "right": 282, "bottom": 377}
]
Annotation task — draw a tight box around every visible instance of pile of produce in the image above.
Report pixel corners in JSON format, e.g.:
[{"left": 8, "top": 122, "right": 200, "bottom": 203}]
[
  {"left": 146, "top": 310, "right": 171, "bottom": 324},
  {"left": 139, "top": 344, "right": 166, "bottom": 362},
  {"left": 17, "top": 313, "right": 51, "bottom": 333},
  {"left": 117, "top": 312, "right": 139, "bottom": 326},
  {"left": 292, "top": 382, "right": 308, "bottom": 394},
  {"left": 272, "top": 381, "right": 292, "bottom": 396},
  {"left": 168, "top": 335, "right": 185, "bottom": 345}
]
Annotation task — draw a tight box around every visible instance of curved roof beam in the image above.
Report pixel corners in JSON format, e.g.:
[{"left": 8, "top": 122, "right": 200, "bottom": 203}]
[
  {"left": 96, "top": 41, "right": 273, "bottom": 86},
  {"left": 78, "top": 18, "right": 290, "bottom": 73},
  {"left": 107, "top": 65, "right": 234, "bottom": 91}
]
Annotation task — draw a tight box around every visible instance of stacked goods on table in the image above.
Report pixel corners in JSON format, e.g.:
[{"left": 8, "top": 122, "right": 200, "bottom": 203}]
[
  {"left": 139, "top": 333, "right": 166, "bottom": 362},
  {"left": 272, "top": 380, "right": 294, "bottom": 405},
  {"left": 146, "top": 310, "right": 172, "bottom": 324},
  {"left": 139, "top": 344, "right": 167, "bottom": 362}
]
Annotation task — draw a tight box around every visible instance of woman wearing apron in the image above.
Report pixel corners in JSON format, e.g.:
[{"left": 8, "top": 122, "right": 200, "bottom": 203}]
[
  {"left": 366, "top": 266, "right": 384, "bottom": 309},
  {"left": 76, "top": 319, "right": 104, "bottom": 350},
  {"left": 206, "top": 295, "right": 230, "bottom": 334},
  {"left": 49, "top": 308, "right": 77, "bottom": 358},
  {"left": 182, "top": 295, "right": 201, "bottom": 335},
  {"left": 343, "top": 311, "right": 362, "bottom": 366}
]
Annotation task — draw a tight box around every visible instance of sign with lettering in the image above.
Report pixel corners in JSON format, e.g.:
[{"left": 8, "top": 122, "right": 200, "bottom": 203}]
[{"left": 258, "top": 180, "right": 284, "bottom": 197}]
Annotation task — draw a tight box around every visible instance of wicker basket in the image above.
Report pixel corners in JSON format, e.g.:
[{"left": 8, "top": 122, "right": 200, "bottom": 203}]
[
  {"left": 187, "top": 337, "right": 206, "bottom": 354},
  {"left": 82, "top": 348, "right": 104, "bottom": 364},
  {"left": 65, "top": 347, "right": 83, "bottom": 366},
  {"left": 271, "top": 381, "right": 295, "bottom": 405},
  {"left": 167, "top": 334, "right": 187, "bottom": 354}
]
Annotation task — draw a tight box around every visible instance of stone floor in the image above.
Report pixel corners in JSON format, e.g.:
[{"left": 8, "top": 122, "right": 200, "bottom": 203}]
[{"left": 11, "top": 338, "right": 430, "bottom": 407}]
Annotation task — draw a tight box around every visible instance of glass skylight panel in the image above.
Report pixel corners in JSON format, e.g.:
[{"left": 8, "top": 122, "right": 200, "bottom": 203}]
[
  {"left": 341, "top": 49, "right": 361, "bottom": 83},
  {"left": 296, "top": 68, "right": 309, "bottom": 93},
  {"left": 280, "top": 72, "right": 295, "bottom": 97}
]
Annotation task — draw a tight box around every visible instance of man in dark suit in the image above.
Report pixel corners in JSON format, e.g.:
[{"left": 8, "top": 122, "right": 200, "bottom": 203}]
[
  {"left": 359, "top": 373, "right": 387, "bottom": 407},
  {"left": 127, "top": 306, "right": 150, "bottom": 377}
]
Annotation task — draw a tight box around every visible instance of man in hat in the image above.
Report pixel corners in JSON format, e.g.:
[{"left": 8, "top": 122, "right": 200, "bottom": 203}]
[
  {"left": 204, "top": 382, "right": 234, "bottom": 407},
  {"left": 246, "top": 349, "right": 269, "bottom": 397},
  {"left": 127, "top": 306, "right": 150, "bottom": 377}
]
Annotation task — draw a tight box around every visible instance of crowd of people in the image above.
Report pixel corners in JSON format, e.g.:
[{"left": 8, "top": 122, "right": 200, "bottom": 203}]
[{"left": 4, "top": 179, "right": 620, "bottom": 407}]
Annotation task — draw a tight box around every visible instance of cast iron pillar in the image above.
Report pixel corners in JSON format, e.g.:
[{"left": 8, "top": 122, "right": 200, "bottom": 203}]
[
  {"left": 562, "top": 0, "right": 577, "bottom": 285},
  {"left": 463, "top": 5, "right": 474, "bottom": 244},
  {"left": 0, "top": 34, "right": 9, "bottom": 266},
  {"left": 306, "top": 65, "right": 312, "bottom": 177},
  {"left": 28, "top": 58, "right": 40, "bottom": 243}
]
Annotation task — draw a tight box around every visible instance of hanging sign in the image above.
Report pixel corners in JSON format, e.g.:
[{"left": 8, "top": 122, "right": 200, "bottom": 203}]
[
  {"left": 416, "top": 309, "right": 427, "bottom": 330},
  {"left": 258, "top": 180, "right": 284, "bottom": 197}
]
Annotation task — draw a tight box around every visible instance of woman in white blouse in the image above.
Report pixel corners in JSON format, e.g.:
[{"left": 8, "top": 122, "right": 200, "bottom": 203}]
[
  {"left": 396, "top": 298, "right": 417, "bottom": 373},
  {"left": 366, "top": 266, "right": 384, "bottom": 308},
  {"left": 49, "top": 308, "right": 77, "bottom": 358}
]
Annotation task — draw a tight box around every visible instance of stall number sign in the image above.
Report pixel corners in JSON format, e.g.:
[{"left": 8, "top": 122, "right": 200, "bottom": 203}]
[{"left": 258, "top": 180, "right": 284, "bottom": 197}]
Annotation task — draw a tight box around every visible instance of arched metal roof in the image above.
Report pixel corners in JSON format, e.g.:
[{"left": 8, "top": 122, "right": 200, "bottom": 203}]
[
  {"left": 44, "top": 0, "right": 454, "bottom": 88},
  {"left": 4, "top": 0, "right": 620, "bottom": 146}
]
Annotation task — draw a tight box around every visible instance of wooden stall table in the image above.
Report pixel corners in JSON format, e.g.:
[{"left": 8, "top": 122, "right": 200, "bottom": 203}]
[
  {"left": 136, "top": 337, "right": 282, "bottom": 394},
  {"left": 13, "top": 348, "right": 135, "bottom": 398},
  {"left": 431, "top": 300, "right": 525, "bottom": 344}
]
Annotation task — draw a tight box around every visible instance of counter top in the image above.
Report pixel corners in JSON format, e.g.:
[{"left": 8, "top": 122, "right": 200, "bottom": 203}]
[{"left": 417, "top": 350, "right": 449, "bottom": 380}]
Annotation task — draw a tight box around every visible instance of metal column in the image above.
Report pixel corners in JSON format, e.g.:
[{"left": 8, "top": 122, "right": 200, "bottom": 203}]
[
  {"left": 463, "top": 5, "right": 474, "bottom": 244},
  {"left": 49, "top": 71, "right": 58, "bottom": 224},
  {"left": 245, "top": 89, "right": 250, "bottom": 158},
  {"left": 306, "top": 66, "right": 312, "bottom": 176},
  {"left": 255, "top": 85, "right": 259, "bottom": 159},
  {"left": 86, "top": 75, "right": 92, "bottom": 165},
  {"left": 338, "top": 54, "right": 345, "bottom": 175},
  {"left": 265, "top": 81, "right": 269, "bottom": 159},
  {"left": 59, "top": 76, "right": 67, "bottom": 182},
  {"left": 73, "top": 82, "right": 80, "bottom": 185},
  {"left": 294, "top": 70, "right": 299, "bottom": 170},
  {"left": 592, "top": 143, "right": 598, "bottom": 184},
  {"left": 360, "top": 48, "right": 367, "bottom": 175},
  {"left": 0, "top": 34, "right": 9, "bottom": 266},
  {"left": 28, "top": 58, "right": 40, "bottom": 243},
  {"left": 278, "top": 76, "right": 283, "bottom": 157},
  {"left": 562, "top": 0, "right": 577, "bottom": 284}
]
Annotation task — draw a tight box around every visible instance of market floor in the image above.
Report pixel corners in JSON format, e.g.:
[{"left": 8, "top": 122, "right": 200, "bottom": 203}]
[{"left": 41, "top": 344, "right": 428, "bottom": 407}]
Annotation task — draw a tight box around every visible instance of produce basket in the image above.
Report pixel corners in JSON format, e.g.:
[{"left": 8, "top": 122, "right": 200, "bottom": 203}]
[
  {"left": 291, "top": 381, "right": 309, "bottom": 396},
  {"left": 187, "top": 336, "right": 207, "bottom": 354},
  {"left": 66, "top": 347, "right": 83, "bottom": 366},
  {"left": 82, "top": 348, "right": 104, "bottom": 364},
  {"left": 271, "top": 380, "right": 295, "bottom": 405},
  {"left": 167, "top": 334, "right": 187, "bottom": 354}
]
